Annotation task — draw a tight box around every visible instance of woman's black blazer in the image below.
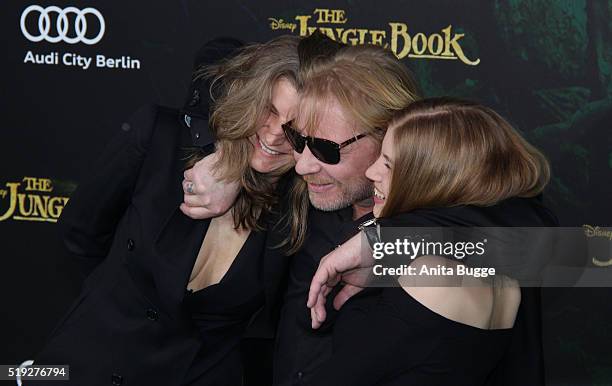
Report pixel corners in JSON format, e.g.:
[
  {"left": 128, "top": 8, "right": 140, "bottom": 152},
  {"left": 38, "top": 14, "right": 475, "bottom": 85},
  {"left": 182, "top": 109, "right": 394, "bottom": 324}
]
[{"left": 34, "top": 105, "right": 288, "bottom": 386}]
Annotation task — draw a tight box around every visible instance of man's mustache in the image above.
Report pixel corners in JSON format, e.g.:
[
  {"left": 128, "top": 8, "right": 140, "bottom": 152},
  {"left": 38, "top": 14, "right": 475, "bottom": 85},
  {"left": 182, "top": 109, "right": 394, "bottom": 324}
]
[{"left": 302, "top": 176, "right": 336, "bottom": 185}]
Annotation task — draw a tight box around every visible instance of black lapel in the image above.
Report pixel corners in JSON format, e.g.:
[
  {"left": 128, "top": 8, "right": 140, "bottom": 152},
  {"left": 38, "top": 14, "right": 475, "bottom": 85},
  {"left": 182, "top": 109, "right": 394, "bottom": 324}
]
[
  {"left": 153, "top": 206, "right": 209, "bottom": 318},
  {"left": 149, "top": 111, "right": 210, "bottom": 318}
]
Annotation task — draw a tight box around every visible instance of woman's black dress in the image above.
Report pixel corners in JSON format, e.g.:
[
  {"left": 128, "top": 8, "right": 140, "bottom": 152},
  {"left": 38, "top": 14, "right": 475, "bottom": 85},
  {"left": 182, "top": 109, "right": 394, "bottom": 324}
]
[
  {"left": 181, "top": 230, "right": 266, "bottom": 385},
  {"left": 306, "top": 197, "right": 558, "bottom": 386}
]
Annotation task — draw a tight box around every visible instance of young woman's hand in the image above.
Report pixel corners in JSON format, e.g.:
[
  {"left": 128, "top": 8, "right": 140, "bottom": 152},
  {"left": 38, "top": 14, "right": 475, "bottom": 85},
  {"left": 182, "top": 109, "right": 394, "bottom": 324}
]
[
  {"left": 307, "top": 233, "right": 374, "bottom": 329},
  {"left": 180, "top": 152, "right": 239, "bottom": 219}
]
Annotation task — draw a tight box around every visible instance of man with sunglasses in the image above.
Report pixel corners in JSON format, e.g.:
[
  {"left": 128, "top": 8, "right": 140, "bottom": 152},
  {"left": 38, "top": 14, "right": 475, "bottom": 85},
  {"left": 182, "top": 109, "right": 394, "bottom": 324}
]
[
  {"left": 283, "top": 118, "right": 375, "bottom": 207},
  {"left": 282, "top": 119, "right": 374, "bottom": 215},
  {"left": 269, "top": 40, "right": 420, "bottom": 385}
]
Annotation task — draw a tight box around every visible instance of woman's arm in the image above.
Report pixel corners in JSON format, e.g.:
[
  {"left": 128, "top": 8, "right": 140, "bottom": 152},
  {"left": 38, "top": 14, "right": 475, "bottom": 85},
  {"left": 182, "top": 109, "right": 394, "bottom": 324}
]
[
  {"left": 180, "top": 151, "right": 240, "bottom": 219},
  {"left": 307, "top": 232, "right": 374, "bottom": 328},
  {"left": 307, "top": 213, "right": 433, "bottom": 327}
]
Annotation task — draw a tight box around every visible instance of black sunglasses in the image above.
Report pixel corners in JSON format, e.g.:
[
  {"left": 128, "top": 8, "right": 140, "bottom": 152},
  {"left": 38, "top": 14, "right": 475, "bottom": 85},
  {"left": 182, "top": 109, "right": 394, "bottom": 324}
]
[{"left": 281, "top": 121, "right": 367, "bottom": 165}]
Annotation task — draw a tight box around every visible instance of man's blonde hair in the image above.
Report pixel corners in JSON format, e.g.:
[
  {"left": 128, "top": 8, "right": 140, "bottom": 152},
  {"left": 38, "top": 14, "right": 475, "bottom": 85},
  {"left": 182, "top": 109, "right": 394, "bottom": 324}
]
[{"left": 297, "top": 44, "right": 420, "bottom": 140}]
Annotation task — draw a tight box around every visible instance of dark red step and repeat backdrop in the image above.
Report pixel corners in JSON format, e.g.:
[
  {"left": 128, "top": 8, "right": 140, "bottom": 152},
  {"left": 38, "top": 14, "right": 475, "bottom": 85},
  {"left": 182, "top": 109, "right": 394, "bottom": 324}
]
[{"left": 1, "top": 1, "right": 611, "bottom": 385}]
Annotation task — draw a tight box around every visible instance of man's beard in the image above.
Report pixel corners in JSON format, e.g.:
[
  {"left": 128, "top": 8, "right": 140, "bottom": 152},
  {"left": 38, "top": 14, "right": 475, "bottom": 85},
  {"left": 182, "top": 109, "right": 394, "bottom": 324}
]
[{"left": 309, "top": 178, "right": 373, "bottom": 212}]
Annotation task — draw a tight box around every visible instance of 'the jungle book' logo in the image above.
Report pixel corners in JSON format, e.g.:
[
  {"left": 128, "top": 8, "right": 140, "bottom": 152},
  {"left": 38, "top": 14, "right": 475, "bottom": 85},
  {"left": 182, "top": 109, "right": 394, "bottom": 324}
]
[
  {"left": 268, "top": 8, "right": 480, "bottom": 66},
  {"left": 0, "top": 177, "right": 72, "bottom": 223}
]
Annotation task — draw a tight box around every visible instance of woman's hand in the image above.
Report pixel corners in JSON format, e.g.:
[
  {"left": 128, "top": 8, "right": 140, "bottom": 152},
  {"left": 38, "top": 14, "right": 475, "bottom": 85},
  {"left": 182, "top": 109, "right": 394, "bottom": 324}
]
[
  {"left": 307, "top": 233, "right": 374, "bottom": 329},
  {"left": 180, "top": 152, "right": 239, "bottom": 219}
]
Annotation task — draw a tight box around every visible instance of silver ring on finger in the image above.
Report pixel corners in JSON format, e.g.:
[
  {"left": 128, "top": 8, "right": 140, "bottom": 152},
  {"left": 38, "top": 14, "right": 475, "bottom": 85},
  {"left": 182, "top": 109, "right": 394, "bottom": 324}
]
[{"left": 185, "top": 181, "right": 194, "bottom": 194}]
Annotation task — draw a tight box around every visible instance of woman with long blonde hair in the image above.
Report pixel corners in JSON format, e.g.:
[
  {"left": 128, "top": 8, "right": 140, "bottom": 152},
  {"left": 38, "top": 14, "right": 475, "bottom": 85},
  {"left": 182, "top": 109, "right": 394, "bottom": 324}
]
[{"left": 34, "top": 35, "right": 301, "bottom": 386}]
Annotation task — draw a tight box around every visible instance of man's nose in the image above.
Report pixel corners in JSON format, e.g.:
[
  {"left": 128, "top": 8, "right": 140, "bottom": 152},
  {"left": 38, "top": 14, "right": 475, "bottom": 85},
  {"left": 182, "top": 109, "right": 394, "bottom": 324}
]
[{"left": 294, "top": 145, "right": 322, "bottom": 176}]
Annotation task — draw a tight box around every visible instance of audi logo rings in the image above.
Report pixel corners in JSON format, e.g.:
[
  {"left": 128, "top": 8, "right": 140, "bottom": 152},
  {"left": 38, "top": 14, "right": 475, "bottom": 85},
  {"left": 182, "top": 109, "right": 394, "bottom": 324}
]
[{"left": 20, "top": 5, "right": 105, "bottom": 45}]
